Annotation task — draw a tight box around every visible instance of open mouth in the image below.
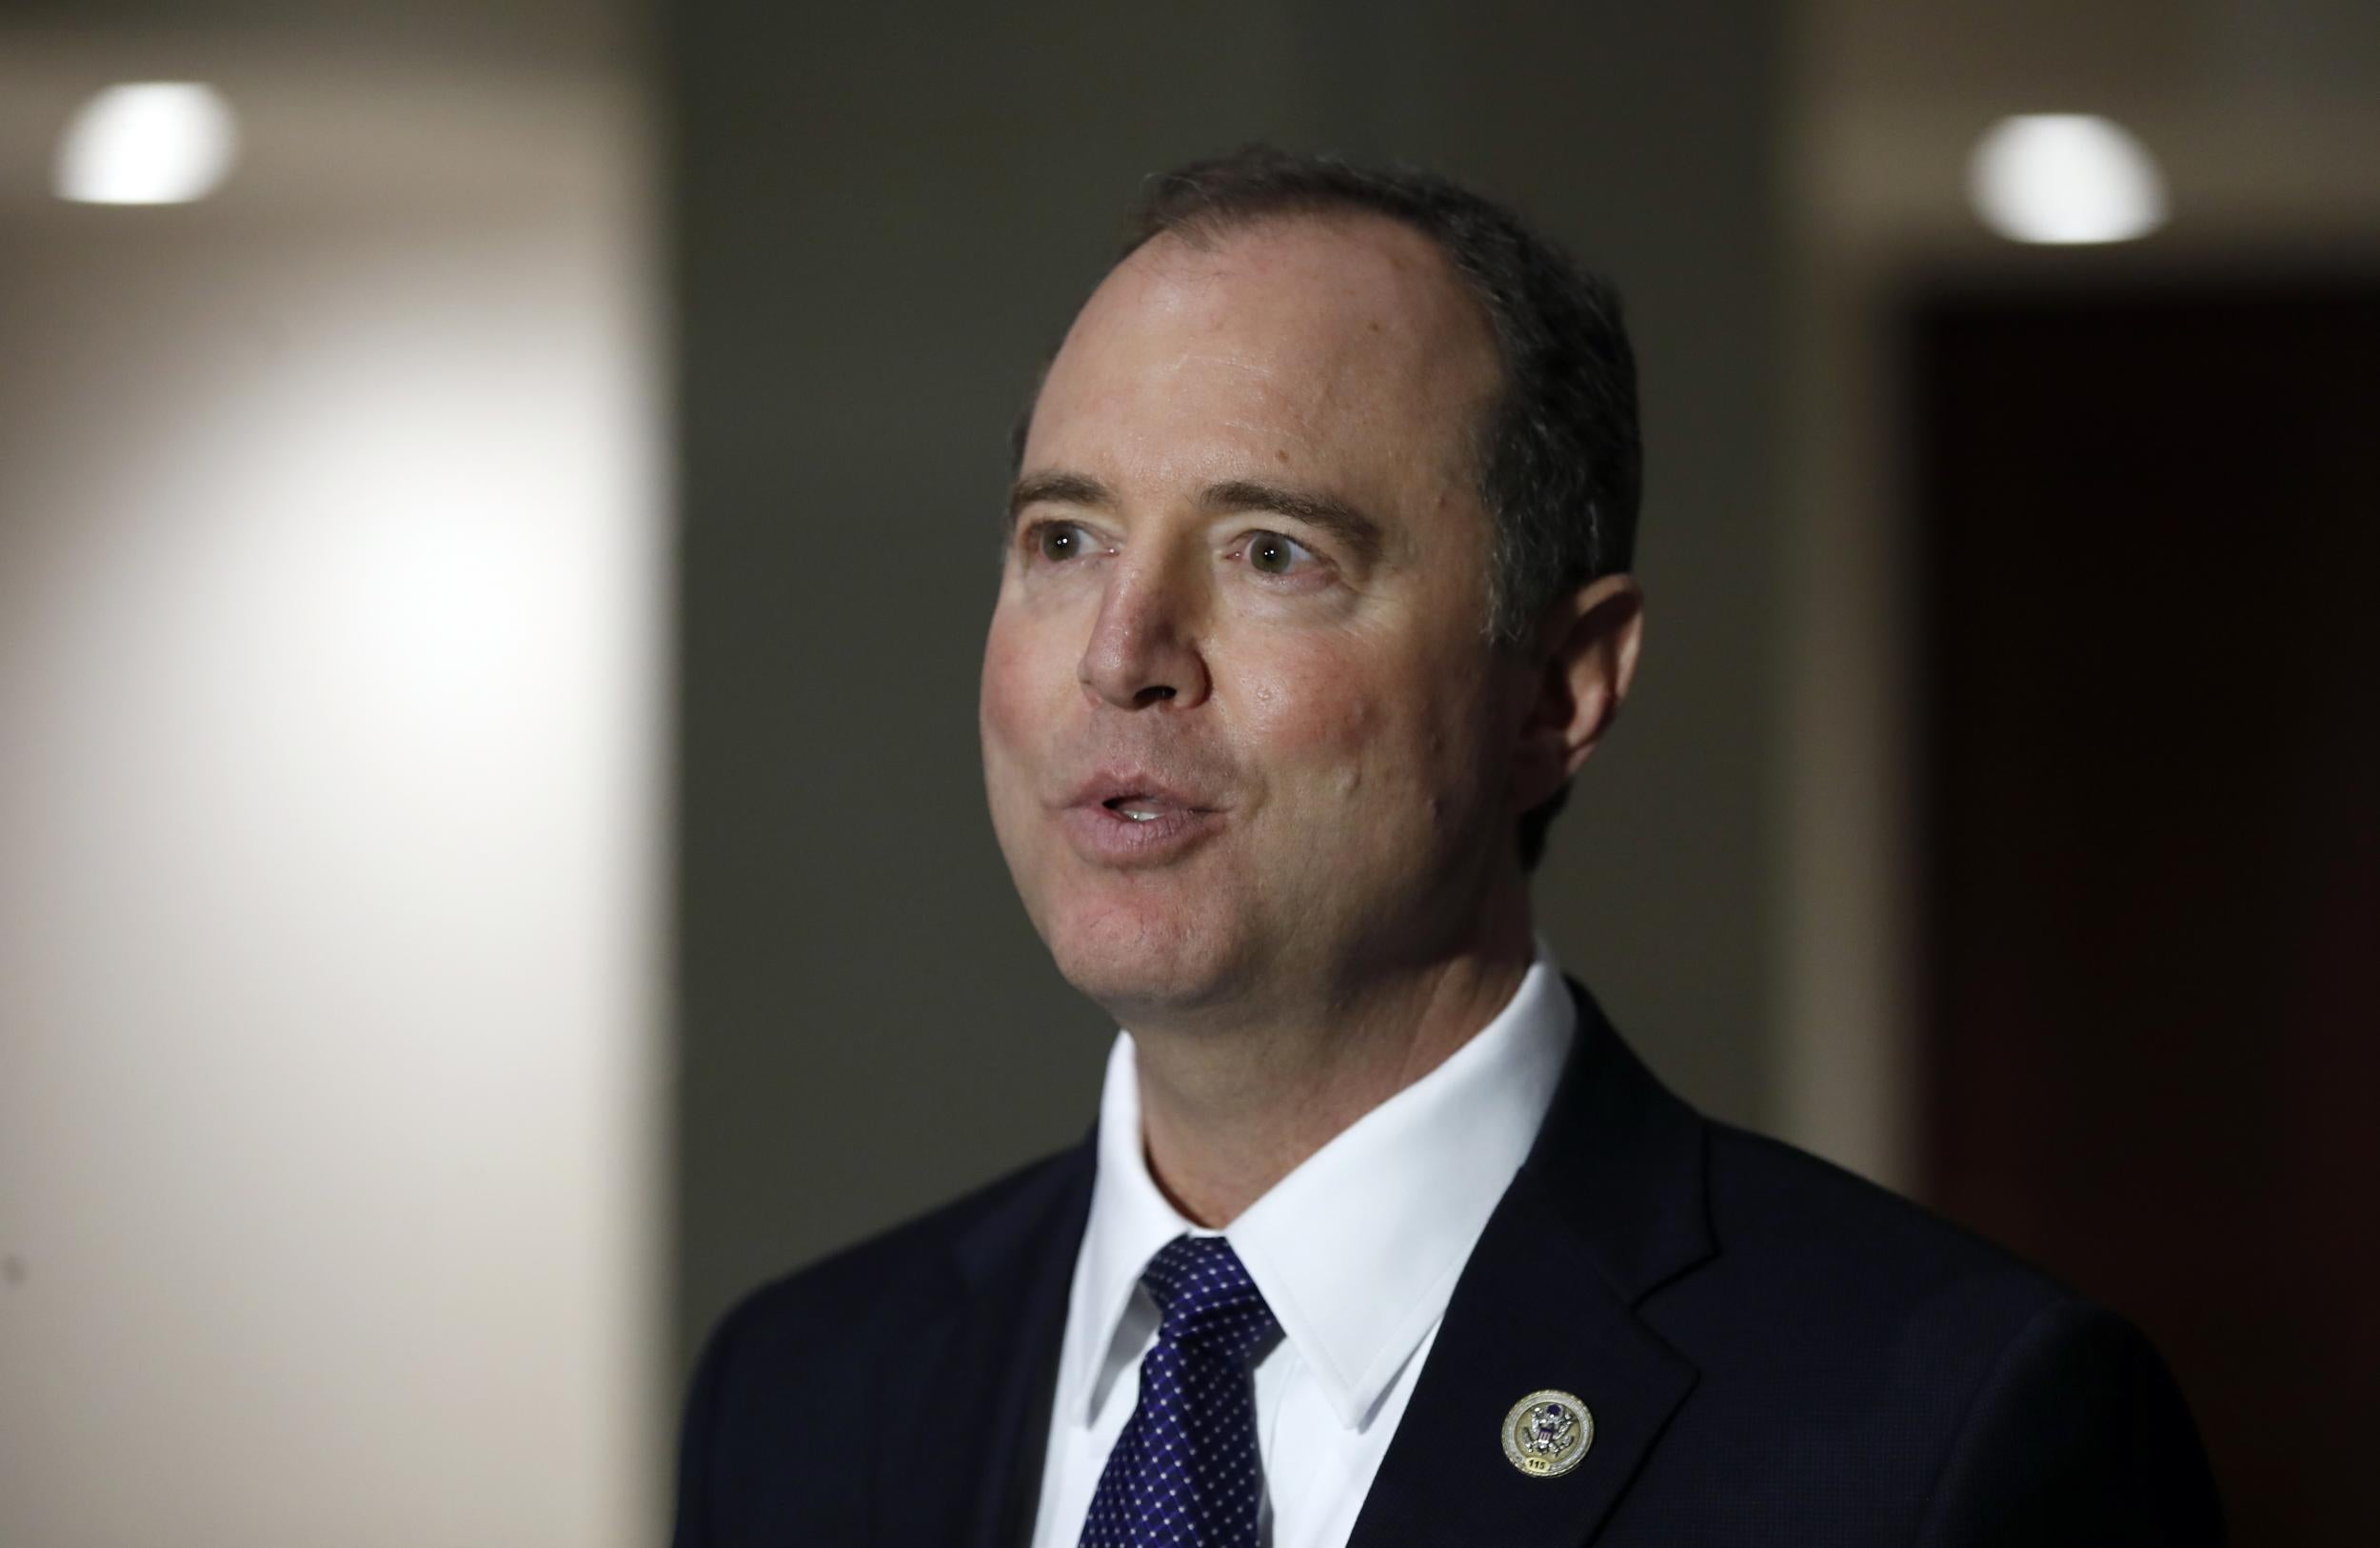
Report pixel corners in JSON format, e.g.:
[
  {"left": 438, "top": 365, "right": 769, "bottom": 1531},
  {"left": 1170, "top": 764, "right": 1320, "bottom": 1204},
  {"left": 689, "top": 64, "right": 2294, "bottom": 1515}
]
[{"left": 1063, "top": 786, "right": 1222, "bottom": 865}]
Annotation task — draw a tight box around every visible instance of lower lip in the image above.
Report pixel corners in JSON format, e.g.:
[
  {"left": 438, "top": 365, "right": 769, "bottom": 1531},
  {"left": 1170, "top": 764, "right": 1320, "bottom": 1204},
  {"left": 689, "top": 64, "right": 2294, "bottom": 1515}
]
[{"left": 1060, "top": 804, "right": 1225, "bottom": 865}]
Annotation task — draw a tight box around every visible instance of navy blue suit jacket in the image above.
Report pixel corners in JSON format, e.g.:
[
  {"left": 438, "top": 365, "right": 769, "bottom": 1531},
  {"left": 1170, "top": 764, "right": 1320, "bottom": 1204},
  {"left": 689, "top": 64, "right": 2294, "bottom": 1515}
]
[{"left": 673, "top": 983, "right": 2222, "bottom": 1545}]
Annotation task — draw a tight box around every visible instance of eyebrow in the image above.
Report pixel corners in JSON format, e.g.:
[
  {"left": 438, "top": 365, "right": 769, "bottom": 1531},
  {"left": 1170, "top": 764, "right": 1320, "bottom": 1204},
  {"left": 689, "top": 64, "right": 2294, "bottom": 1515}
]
[
  {"left": 1198, "top": 478, "right": 1384, "bottom": 566},
  {"left": 1006, "top": 470, "right": 1114, "bottom": 527},
  {"left": 1005, "top": 469, "right": 1388, "bottom": 567}
]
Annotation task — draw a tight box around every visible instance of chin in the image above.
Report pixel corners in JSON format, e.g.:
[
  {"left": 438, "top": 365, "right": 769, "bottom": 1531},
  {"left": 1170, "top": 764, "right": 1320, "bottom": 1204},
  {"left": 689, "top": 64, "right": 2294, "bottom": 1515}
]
[{"left": 1039, "top": 883, "right": 1252, "bottom": 1025}]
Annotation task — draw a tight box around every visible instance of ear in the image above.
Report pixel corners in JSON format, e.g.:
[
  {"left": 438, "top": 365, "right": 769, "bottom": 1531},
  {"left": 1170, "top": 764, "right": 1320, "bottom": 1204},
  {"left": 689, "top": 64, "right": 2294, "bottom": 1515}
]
[{"left": 1509, "top": 574, "right": 1644, "bottom": 817}]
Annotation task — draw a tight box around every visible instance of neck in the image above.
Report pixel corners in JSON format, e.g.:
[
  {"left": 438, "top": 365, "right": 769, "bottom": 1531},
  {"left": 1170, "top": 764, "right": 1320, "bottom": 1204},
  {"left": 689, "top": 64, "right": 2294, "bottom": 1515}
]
[{"left": 1128, "top": 903, "right": 1536, "bottom": 1227}]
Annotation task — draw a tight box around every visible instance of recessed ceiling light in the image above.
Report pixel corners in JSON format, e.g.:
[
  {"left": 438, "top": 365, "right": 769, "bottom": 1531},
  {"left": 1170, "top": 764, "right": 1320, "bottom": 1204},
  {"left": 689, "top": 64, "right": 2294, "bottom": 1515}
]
[
  {"left": 1967, "top": 114, "right": 2168, "bottom": 246},
  {"left": 54, "top": 82, "right": 240, "bottom": 207}
]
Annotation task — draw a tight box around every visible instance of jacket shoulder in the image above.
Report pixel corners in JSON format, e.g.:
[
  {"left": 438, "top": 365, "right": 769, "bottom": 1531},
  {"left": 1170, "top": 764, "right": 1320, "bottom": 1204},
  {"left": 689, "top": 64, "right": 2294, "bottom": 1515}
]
[
  {"left": 1678, "top": 1117, "right": 2090, "bottom": 1371},
  {"left": 700, "top": 1141, "right": 1089, "bottom": 1360},
  {"left": 1621, "top": 1121, "right": 2220, "bottom": 1541},
  {"left": 1702, "top": 1120, "right": 2073, "bottom": 1303},
  {"left": 671, "top": 1144, "right": 1091, "bottom": 1546}
]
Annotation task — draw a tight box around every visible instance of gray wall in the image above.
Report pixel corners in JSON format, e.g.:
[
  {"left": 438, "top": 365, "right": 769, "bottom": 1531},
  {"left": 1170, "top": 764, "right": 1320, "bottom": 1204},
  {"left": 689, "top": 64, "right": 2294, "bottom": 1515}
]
[{"left": 670, "top": 0, "right": 1784, "bottom": 1367}]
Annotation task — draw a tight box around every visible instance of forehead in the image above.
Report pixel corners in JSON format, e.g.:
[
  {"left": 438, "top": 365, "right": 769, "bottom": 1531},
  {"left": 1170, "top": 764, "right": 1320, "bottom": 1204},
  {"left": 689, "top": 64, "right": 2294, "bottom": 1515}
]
[{"left": 1024, "top": 213, "right": 1501, "bottom": 491}]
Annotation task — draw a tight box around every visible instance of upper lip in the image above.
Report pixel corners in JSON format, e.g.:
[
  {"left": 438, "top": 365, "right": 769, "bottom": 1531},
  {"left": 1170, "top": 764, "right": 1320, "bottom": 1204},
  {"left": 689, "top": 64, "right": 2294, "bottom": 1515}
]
[{"left": 1061, "top": 766, "right": 1221, "bottom": 812}]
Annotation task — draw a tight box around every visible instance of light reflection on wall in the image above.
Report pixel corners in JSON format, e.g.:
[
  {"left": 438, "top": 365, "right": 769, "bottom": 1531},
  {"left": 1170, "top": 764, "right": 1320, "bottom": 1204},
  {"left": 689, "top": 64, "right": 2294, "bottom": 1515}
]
[
  {"left": 53, "top": 81, "right": 240, "bottom": 204},
  {"left": 0, "top": 34, "right": 664, "bottom": 1548},
  {"left": 1967, "top": 112, "right": 2169, "bottom": 244}
]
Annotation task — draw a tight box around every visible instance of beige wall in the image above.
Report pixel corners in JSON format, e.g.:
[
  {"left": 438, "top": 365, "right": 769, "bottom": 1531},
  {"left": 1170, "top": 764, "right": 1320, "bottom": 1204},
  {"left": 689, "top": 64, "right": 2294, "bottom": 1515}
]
[{"left": 0, "top": 29, "right": 666, "bottom": 1548}]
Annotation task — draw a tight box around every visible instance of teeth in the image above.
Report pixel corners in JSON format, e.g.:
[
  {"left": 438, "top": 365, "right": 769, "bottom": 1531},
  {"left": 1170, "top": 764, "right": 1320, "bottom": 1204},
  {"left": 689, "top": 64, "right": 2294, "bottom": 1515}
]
[{"left": 1125, "top": 810, "right": 1159, "bottom": 823}]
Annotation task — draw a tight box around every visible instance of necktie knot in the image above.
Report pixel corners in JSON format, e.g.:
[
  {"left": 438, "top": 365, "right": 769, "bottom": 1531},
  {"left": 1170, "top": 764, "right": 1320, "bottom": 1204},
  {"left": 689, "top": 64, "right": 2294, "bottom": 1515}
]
[{"left": 1139, "top": 1234, "right": 1278, "bottom": 1361}]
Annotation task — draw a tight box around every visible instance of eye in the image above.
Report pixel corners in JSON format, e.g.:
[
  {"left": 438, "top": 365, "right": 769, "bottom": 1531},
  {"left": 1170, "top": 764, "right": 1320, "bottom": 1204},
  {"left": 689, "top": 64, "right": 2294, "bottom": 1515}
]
[
  {"left": 1032, "top": 521, "right": 1092, "bottom": 563},
  {"left": 1243, "top": 530, "right": 1316, "bottom": 576}
]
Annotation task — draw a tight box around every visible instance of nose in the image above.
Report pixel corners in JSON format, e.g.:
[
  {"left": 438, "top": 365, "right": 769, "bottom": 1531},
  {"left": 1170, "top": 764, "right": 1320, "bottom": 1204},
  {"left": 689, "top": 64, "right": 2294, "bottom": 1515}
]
[{"left": 1079, "top": 551, "right": 1211, "bottom": 710}]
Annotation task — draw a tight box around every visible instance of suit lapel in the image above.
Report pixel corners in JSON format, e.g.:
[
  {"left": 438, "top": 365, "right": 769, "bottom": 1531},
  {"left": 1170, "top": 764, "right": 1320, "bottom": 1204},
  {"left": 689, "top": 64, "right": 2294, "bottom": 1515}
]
[
  {"left": 1346, "top": 982, "right": 1715, "bottom": 1548},
  {"left": 871, "top": 1142, "right": 1094, "bottom": 1548}
]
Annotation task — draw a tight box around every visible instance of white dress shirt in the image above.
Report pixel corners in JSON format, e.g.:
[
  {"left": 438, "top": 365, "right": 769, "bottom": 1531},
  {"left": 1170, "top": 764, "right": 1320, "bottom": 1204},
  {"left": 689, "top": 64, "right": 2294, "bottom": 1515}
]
[{"left": 1024, "top": 945, "right": 1577, "bottom": 1548}]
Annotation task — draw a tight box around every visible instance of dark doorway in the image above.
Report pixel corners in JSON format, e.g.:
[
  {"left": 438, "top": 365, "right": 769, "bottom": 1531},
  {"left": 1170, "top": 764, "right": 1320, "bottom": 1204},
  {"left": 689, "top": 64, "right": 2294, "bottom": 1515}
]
[{"left": 1911, "top": 281, "right": 2380, "bottom": 1545}]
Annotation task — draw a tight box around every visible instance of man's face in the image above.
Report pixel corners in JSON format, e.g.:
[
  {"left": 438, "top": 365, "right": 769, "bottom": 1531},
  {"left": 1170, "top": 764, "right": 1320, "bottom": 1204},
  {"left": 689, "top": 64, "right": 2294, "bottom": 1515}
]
[{"left": 980, "top": 214, "right": 1529, "bottom": 1027}]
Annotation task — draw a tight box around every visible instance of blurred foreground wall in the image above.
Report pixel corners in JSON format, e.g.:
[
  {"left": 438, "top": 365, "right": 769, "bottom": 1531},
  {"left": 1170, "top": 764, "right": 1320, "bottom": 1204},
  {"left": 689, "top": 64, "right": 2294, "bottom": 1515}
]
[{"left": 0, "top": 12, "right": 667, "bottom": 1547}]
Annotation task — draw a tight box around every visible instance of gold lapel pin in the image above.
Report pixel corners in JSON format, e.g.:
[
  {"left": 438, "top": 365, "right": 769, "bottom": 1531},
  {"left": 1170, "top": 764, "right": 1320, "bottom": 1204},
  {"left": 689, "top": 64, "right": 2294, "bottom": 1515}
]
[{"left": 1502, "top": 1388, "right": 1594, "bottom": 1478}]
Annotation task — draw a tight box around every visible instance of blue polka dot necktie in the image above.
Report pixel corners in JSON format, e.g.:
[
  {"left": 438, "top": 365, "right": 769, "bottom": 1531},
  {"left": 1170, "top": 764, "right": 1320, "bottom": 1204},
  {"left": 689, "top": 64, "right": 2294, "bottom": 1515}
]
[{"left": 1078, "top": 1233, "right": 1280, "bottom": 1547}]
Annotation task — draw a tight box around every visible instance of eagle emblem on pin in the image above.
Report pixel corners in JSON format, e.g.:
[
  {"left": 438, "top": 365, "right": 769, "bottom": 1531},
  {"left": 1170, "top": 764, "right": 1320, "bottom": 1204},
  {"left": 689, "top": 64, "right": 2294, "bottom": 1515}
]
[{"left": 1501, "top": 1388, "right": 1594, "bottom": 1478}]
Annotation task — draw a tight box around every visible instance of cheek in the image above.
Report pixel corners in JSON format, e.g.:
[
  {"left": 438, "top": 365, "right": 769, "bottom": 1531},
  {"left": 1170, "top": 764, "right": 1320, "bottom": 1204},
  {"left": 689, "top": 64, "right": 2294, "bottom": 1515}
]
[
  {"left": 980, "top": 606, "right": 1059, "bottom": 824},
  {"left": 1236, "top": 637, "right": 1467, "bottom": 808},
  {"left": 978, "top": 622, "right": 1028, "bottom": 757},
  {"left": 981, "top": 601, "right": 1065, "bottom": 752}
]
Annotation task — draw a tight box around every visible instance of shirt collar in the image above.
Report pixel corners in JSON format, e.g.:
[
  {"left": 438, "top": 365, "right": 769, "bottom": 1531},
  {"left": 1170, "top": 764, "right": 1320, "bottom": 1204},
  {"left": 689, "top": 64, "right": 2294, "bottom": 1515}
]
[{"left": 1062, "top": 943, "right": 1576, "bottom": 1431}]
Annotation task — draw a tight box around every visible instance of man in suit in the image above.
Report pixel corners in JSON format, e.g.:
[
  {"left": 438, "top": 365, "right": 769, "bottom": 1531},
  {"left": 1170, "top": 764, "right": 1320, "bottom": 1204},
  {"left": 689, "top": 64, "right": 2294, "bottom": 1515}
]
[{"left": 671, "top": 148, "right": 2222, "bottom": 1546}]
